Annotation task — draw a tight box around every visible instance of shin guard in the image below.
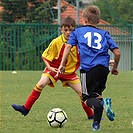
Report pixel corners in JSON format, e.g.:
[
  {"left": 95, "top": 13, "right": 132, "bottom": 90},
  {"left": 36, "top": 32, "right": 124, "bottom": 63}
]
[
  {"left": 24, "top": 85, "right": 42, "bottom": 110},
  {"left": 81, "top": 101, "right": 94, "bottom": 117}
]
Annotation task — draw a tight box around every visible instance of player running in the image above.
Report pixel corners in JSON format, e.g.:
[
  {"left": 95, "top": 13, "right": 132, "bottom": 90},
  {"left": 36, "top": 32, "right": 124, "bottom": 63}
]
[{"left": 57, "top": 6, "right": 120, "bottom": 131}]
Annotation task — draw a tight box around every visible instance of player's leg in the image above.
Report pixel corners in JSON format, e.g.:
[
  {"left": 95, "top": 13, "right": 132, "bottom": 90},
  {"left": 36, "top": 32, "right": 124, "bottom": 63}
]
[
  {"left": 12, "top": 75, "right": 51, "bottom": 116},
  {"left": 24, "top": 75, "right": 51, "bottom": 110},
  {"left": 66, "top": 81, "right": 94, "bottom": 119},
  {"left": 12, "top": 67, "right": 59, "bottom": 116},
  {"left": 97, "top": 66, "right": 115, "bottom": 121},
  {"left": 80, "top": 68, "right": 104, "bottom": 130},
  {"left": 81, "top": 66, "right": 114, "bottom": 130},
  {"left": 85, "top": 96, "right": 104, "bottom": 130}
]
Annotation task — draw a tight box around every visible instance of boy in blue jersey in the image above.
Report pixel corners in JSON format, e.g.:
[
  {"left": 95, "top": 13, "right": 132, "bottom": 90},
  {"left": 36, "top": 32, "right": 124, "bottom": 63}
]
[{"left": 57, "top": 6, "right": 120, "bottom": 131}]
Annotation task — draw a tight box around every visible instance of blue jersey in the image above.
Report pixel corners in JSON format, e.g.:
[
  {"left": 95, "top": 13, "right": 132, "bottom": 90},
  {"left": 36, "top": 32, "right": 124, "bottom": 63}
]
[{"left": 67, "top": 25, "right": 118, "bottom": 72}]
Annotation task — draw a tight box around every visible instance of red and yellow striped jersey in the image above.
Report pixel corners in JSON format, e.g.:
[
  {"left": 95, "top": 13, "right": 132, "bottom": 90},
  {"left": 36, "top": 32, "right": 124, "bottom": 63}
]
[{"left": 42, "top": 34, "right": 80, "bottom": 74}]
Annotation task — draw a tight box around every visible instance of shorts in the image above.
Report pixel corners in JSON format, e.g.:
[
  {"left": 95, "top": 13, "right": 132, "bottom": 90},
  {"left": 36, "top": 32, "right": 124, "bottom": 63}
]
[
  {"left": 42, "top": 68, "right": 80, "bottom": 87},
  {"left": 80, "top": 65, "right": 110, "bottom": 101}
]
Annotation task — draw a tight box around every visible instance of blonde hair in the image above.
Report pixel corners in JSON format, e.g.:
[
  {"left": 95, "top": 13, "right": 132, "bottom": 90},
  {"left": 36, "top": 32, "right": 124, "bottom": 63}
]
[{"left": 82, "top": 5, "right": 100, "bottom": 25}]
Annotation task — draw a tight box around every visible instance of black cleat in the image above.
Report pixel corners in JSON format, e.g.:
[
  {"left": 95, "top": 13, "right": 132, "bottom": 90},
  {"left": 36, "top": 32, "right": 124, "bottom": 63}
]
[{"left": 12, "top": 104, "right": 29, "bottom": 116}]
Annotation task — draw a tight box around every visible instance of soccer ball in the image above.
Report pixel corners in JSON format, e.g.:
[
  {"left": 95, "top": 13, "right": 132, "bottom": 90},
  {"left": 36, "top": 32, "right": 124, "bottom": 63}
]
[{"left": 47, "top": 108, "right": 67, "bottom": 128}]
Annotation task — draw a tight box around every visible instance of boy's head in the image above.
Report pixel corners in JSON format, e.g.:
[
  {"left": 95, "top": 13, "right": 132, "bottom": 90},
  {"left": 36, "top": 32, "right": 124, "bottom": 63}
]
[
  {"left": 60, "top": 16, "right": 76, "bottom": 40},
  {"left": 82, "top": 5, "right": 100, "bottom": 25}
]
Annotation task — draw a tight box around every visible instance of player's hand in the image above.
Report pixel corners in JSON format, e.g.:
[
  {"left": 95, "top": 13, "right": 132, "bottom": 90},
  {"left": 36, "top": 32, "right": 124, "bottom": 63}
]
[
  {"left": 48, "top": 67, "right": 58, "bottom": 73},
  {"left": 111, "top": 68, "right": 119, "bottom": 75},
  {"left": 58, "top": 65, "right": 65, "bottom": 74},
  {"left": 54, "top": 65, "right": 65, "bottom": 78}
]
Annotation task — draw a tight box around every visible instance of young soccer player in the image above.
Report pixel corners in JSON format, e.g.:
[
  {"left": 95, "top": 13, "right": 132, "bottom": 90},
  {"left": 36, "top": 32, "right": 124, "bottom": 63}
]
[
  {"left": 57, "top": 6, "right": 120, "bottom": 130},
  {"left": 12, "top": 16, "right": 94, "bottom": 119}
]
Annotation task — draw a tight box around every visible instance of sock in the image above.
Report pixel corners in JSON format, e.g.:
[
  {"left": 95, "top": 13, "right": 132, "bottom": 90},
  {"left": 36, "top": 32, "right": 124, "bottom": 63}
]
[
  {"left": 86, "top": 98, "right": 103, "bottom": 108},
  {"left": 81, "top": 101, "right": 94, "bottom": 117},
  {"left": 94, "top": 107, "right": 103, "bottom": 123},
  {"left": 94, "top": 98, "right": 103, "bottom": 123},
  {"left": 24, "top": 84, "right": 42, "bottom": 110}
]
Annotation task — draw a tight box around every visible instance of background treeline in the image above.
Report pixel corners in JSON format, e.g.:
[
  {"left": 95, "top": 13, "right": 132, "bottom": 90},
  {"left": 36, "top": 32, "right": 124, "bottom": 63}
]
[{"left": 0, "top": 0, "right": 132, "bottom": 24}]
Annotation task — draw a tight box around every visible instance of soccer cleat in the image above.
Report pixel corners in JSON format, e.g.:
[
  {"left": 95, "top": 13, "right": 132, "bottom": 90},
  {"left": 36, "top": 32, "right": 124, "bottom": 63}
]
[
  {"left": 103, "top": 98, "right": 115, "bottom": 121},
  {"left": 92, "top": 121, "right": 100, "bottom": 131},
  {"left": 12, "top": 104, "right": 29, "bottom": 116}
]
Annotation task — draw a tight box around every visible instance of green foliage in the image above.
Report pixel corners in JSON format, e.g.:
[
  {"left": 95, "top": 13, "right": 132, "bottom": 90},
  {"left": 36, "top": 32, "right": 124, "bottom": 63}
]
[
  {"left": 0, "top": 71, "right": 132, "bottom": 133},
  {"left": 94, "top": 0, "right": 133, "bottom": 24},
  {"left": 0, "top": 0, "right": 57, "bottom": 23},
  {"left": 26, "top": 1, "right": 57, "bottom": 23},
  {"left": 65, "top": 0, "right": 84, "bottom": 7},
  {"left": 0, "top": 0, "right": 27, "bottom": 23}
]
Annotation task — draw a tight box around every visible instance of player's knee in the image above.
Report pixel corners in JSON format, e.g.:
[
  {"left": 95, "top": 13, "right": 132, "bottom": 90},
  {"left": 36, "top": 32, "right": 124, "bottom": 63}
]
[
  {"left": 83, "top": 93, "right": 102, "bottom": 107},
  {"left": 37, "top": 79, "right": 49, "bottom": 88},
  {"left": 38, "top": 83, "right": 45, "bottom": 89}
]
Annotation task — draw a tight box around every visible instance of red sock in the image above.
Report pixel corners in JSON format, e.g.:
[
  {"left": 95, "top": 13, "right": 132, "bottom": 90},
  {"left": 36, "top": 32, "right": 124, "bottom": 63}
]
[
  {"left": 81, "top": 101, "right": 94, "bottom": 117},
  {"left": 24, "top": 85, "right": 42, "bottom": 110}
]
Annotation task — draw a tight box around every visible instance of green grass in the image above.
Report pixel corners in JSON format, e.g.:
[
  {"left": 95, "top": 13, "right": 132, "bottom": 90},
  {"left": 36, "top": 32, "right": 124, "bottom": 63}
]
[{"left": 0, "top": 71, "right": 133, "bottom": 133}]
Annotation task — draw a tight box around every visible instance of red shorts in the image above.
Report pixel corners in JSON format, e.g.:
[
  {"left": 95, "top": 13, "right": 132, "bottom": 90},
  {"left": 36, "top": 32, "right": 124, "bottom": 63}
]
[{"left": 42, "top": 68, "right": 80, "bottom": 87}]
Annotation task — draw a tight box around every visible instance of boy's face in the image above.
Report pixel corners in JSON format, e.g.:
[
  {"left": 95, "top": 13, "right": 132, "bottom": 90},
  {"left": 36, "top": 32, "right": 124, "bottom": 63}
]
[{"left": 61, "top": 26, "right": 74, "bottom": 40}]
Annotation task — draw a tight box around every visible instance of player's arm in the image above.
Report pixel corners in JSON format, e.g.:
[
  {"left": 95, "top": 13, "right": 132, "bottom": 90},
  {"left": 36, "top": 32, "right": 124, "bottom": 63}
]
[
  {"left": 43, "top": 58, "right": 58, "bottom": 73},
  {"left": 42, "top": 40, "right": 58, "bottom": 73},
  {"left": 58, "top": 44, "right": 72, "bottom": 73},
  {"left": 111, "top": 48, "right": 121, "bottom": 75}
]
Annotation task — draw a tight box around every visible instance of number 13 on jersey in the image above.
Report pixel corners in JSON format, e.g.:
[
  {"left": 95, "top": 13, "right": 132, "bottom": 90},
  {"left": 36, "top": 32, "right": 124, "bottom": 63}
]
[{"left": 84, "top": 32, "right": 102, "bottom": 50}]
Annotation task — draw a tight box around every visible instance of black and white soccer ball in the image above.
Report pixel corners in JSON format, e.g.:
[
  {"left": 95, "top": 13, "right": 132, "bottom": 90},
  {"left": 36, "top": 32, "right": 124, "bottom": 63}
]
[{"left": 47, "top": 108, "right": 67, "bottom": 128}]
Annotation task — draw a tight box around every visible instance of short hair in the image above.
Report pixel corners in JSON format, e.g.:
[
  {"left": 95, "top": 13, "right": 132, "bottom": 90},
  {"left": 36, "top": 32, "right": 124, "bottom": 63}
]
[
  {"left": 82, "top": 5, "right": 100, "bottom": 25},
  {"left": 61, "top": 16, "right": 76, "bottom": 28}
]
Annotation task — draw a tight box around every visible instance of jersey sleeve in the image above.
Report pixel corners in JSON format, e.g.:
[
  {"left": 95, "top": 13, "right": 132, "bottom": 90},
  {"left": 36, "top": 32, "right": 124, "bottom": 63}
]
[
  {"left": 105, "top": 32, "right": 119, "bottom": 50},
  {"left": 67, "top": 30, "right": 78, "bottom": 46},
  {"left": 42, "top": 39, "right": 57, "bottom": 62}
]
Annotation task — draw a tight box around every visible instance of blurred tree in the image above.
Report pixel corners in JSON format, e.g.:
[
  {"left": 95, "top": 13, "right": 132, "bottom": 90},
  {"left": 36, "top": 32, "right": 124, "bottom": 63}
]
[
  {"left": 94, "top": 0, "right": 133, "bottom": 24},
  {"left": 0, "top": 0, "right": 27, "bottom": 23},
  {"left": 0, "top": 0, "right": 57, "bottom": 23},
  {"left": 26, "top": 0, "right": 57, "bottom": 23},
  {"left": 66, "top": 0, "right": 84, "bottom": 7}
]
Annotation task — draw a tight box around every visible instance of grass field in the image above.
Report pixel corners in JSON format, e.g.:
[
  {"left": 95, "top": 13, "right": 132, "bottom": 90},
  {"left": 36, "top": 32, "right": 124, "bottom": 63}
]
[{"left": 0, "top": 71, "right": 133, "bottom": 133}]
